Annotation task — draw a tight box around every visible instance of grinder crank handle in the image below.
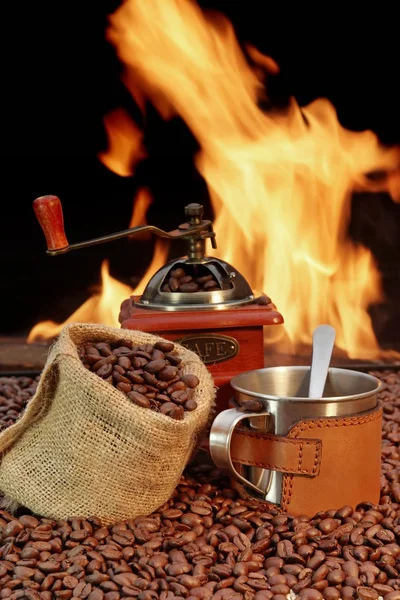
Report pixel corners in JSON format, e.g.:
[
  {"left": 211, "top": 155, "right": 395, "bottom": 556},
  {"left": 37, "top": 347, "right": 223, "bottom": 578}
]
[
  {"left": 33, "top": 195, "right": 69, "bottom": 253},
  {"left": 33, "top": 195, "right": 217, "bottom": 256}
]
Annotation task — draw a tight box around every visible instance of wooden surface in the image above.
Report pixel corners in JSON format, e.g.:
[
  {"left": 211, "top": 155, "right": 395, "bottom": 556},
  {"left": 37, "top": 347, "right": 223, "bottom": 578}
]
[
  {"left": 1, "top": 336, "right": 398, "bottom": 375},
  {"left": 0, "top": 337, "right": 50, "bottom": 372}
]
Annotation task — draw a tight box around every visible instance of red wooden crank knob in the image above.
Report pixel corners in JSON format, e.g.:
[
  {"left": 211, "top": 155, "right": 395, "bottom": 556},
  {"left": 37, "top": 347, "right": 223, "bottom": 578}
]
[{"left": 33, "top": 195, "right": 69, "bottom": 252}]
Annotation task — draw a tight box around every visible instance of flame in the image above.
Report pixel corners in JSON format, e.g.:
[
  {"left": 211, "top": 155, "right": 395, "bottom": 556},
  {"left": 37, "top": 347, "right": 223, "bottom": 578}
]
[
  {"left": 27, "top": 261, "right": 131, "bottom": 341},
  {"left": 129, "top": 188, "right": 151, "bottom": 228},
  {"left": 104, "top": 0, "right": 400, "bottom": 359},
  {"left": 28, "top": 99, "right": 167, "bottom": 343},
  {"left": 98, "top": 107, "right": 147, "bottom": 177},
  {"left": 27, "top": 238, "right": 169, "bottom": 342},
  {"left": 133, "top": 239, "right": 169, "bottom": 295},
  {"left": 128, "top": 187, "right": 153, "bottom": 241}
]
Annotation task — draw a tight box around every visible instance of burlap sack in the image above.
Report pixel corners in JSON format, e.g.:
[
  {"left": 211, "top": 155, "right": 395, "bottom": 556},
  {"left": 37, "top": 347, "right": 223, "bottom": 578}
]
[{"left": 0, "top": 323, "right": 215, "bottom": 524}]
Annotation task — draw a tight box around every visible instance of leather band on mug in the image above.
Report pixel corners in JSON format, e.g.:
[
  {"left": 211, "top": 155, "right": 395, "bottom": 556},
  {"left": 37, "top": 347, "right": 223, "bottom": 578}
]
[{"left": 230, "top": 429, "right": 322, "bottom": 476}]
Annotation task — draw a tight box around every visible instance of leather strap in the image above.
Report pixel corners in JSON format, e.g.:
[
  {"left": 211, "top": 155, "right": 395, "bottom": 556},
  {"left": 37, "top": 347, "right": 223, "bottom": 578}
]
[{"left": 231, "top": 429, "right": 322, "bottom": 477}]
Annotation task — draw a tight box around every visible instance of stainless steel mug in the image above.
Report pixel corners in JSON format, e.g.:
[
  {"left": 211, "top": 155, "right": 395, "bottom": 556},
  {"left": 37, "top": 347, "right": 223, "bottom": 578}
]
[{"left": 209, "top": 366, "right": 381, "bottom": 509}]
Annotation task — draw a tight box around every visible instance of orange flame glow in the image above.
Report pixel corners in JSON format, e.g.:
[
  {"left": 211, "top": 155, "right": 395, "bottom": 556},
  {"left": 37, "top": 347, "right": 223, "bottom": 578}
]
[
  {"left": 28, "top": 0, "right": 400, "bottom": 359},
  {"left": 128, "top": 187, "right": 152, "bottom": 233},
  {"left": 27, "top": 238, "right": 168, "bottom": 342},
  {"left": 28, "top": 103, "right": 166, "bottom": 343},
  {"left": 27, "top": 261, "right": 131, "bottom": 342},
  {"left": 104, "top": 0, "right": 400, "bottom": 359},
  {"left": 98, "top": 107, "right": 147, "bottom": 177}
]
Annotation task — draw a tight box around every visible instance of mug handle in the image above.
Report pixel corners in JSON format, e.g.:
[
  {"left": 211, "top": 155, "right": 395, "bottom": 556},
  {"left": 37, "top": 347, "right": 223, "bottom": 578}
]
[{"left": 209, "top": 407, "right": 271, "bottom": 496}]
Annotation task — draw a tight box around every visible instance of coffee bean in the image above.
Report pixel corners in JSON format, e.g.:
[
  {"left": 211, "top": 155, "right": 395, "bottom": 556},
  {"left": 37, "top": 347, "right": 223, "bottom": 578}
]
[
  {"left": 5, "top": 369, "right": 400, "bottom": 600},
  {"left": 96, "top": 364, "right": 113, "bottom": 379},
  {"left": 86, "top": 346, "right": 101, "bottom": 357},
  {"left": 131, "top": 384, "right": 148, "bottom": 395},
  {"left": 154, "top": 341, "right": 175, "bottom": 353},
  {"left": 299, "top": 590, "right": 324, "bottom": 600},
  {"left": 165, "top": 353, "right": 182, "bottom": 366},
  {"left": 307, "top": 551, "right": 326, "bottom": 570},
  {"left": 170, "top": 268, "right": 186, "bottom": 279},
  {"left": 116, "top": 382, "right": 132, "bottom": 394},
  {"left": 171, "top": 390, "right": 189, "bottom": 404},
  {"left": 185, "top": 399, "right": 198, "bottom": 411},
  {"left": 127, "top": 391, "right": 151, "bottom": 408},
  {"left": 117, "top": 356, "right": 131, "bottom": 370},
  {"left": 168, "top": 381, "right": 187, "bottom": 393},
  {"left": 341, "top": 586, "right": 356, "bottom": 600},
  {"left": 14, "top": 566, "right": 36, "bottom": 578},
  {"left": 203, "top": 280, "right": 219, "bottom": 290},
  {"left": 319, "top": 518, "right": 339, "bottom": 534},
  {"left": 165, "top": 267, "right": 220, "bottom": 292},
  {"left": 19, "top": 515, "right": 40, "bottom": 528},
  {"left": 112, "top": 346, "right": 133, "bottom": 357},
  {"left": 158, "top": 366, "right": 178, "bottom": 382},
  {"left": 179, "top": 282, "right": 199, "bottom": 293},
  {"left": 372, "top": 585, "right": 394, "bottom": 596},
  {"left": 77, "top": 339, "right": 200, "bottom": 419},
  {"left": 384, "top": 593, "right": 400, "bottom": 600},
  {"left": 126, "top": 370, "right": 145, "bottom": 384},
  {"left": 95, "top": 343, "right": 112, "bottom": 356},
  {"left": 181, "top": 374, "right": 200, "bottom": 389},
  {"left": 160, "top": 403, "right": 184, "bottom": 420},
  {"left": 134, "top": 351, "right": 152, "bottom": 362},
  {"left": 312, "top": 565, "right": 329, "bottom": 583},
  {"left": 86, "top": 353, "right": 104, "bottom": 365},
  {"left": 323, "top": 589, "right": 341, "bottom": 600},
  {"left": 145, "top": 360, "right": 167, "bottom": 374},
  {"left": 112, "top": 372, "right": 130, "bottom": 385},
  {"left": 327, "top": 569, "right": 345, "bottom": 585},
  {"left": 277, "top": 540, "right": 294, "bottom": 558},
  {"left": 132, "top": 357, "right": 148, "bottom": 369},
  {"left": 113, "top": 339, "right": 133, "bottom": 349},
  {"left": 151, "top": 349, "right": 165, "bottom": 361},
  {"left": 37, "top": 561, "right": 61, "bottom": 573},
  {"left": 169, "top": 277, "right": 180, "bottom": 292},
  {"left": 92, "top": 357, "right": 111, "bottom": 371},
  {"left": 357, "top": 587, "right": 379, "bottom": 600}
]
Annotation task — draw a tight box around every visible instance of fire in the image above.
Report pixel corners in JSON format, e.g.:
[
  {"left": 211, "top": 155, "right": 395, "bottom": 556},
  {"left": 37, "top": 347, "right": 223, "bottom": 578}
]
[
  {"left": 28, "top": 104, "right": 165, "bottom": 343},
  {"left": 104, "top": 0, "right": 400, "bottom": 359},
  {"left": 98, "top": 107, "right": 147, "bottom": 177},
  {"left": 28, "top": 0, "right": 400, "bottom": 359},
  {"left": 27, "top": 261, "right": 131, "bottom": 342},
  {"left": 128, "top": 187, "right": 152, "bottom": 231},
  {"left": 27, "top": 239, "right": 168, "bottom": 342}
]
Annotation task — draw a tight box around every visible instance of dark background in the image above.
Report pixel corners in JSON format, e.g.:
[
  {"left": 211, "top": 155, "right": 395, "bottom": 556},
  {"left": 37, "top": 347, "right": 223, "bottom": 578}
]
[{"left": 1, "top": 2, "right": 399, "bottom": 341}]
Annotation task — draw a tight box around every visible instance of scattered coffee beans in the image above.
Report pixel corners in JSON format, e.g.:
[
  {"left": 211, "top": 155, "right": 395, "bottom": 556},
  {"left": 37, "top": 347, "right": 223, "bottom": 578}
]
[
  {"left": 0, "top": 376, "right": 39, "bottom": 429},
  {"left": 162, "top": 267, "right": 220, "bottom": 293},
  {"left": 1, "top": 369, "right": 400, "bottom": 600},
  {"left": 373, "top": 369, "right": 400, "bottom": 503},
  {"left": 77, "top": 339, "right": 200, "bottom": 419}
]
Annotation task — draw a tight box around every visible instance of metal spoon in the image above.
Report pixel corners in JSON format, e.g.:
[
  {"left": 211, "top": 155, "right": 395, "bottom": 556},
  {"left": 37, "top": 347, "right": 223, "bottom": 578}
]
[{"left": 309, "top": 325, "right": 336, "bottom": 398}]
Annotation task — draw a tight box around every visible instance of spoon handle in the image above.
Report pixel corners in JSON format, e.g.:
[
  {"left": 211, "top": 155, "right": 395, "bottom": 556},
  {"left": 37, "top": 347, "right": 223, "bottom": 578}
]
[{"left": 309, "top": 325, "right": 336, "bottom": 398}]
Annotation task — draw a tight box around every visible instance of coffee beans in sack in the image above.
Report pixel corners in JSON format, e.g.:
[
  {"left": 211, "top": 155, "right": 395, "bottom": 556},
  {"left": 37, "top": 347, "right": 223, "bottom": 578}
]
[{"left": 0, "top": 323, "right": 215, "bottom": 524}]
